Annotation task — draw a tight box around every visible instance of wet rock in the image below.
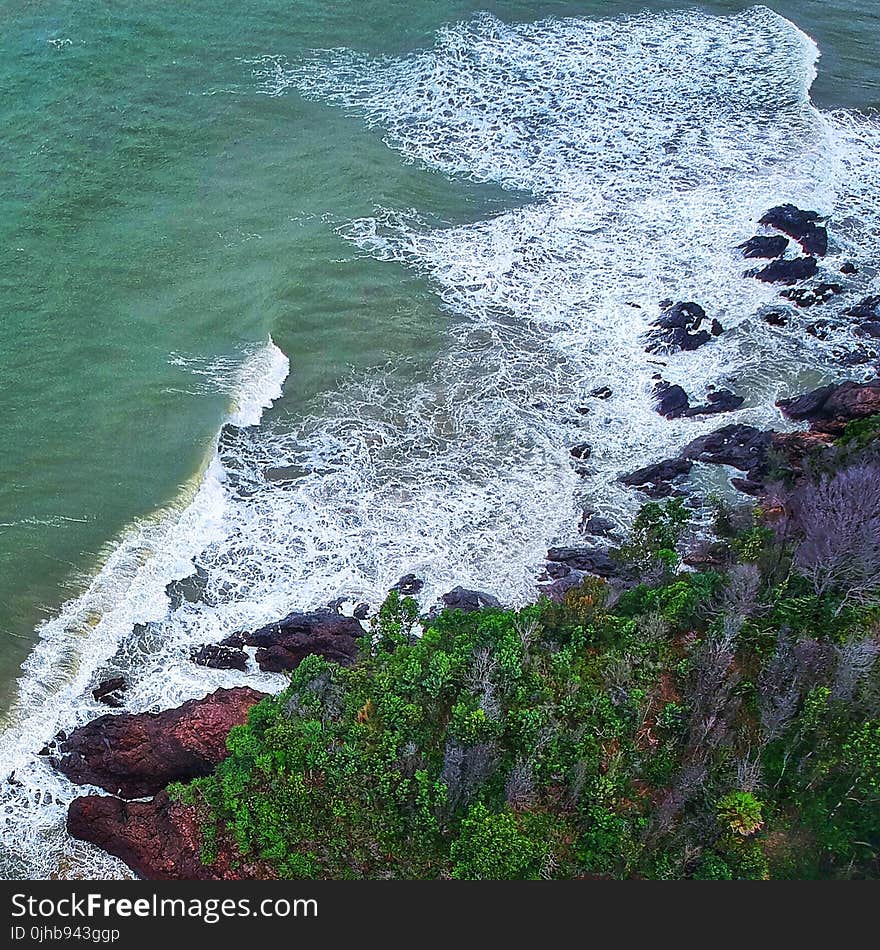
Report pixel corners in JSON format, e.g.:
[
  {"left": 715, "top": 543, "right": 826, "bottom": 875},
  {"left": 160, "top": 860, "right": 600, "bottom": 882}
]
[
  {"left": 621, "top": 458, "right": 693, "bottom": 489},
  {"left": 856, "top": 322, "right": 880, "bottom": 339},
  {"left": 263, "top": 465, "right": 304, "bottom": 483},
  {"left": 67, "top": 792, "right": 268, "bottom": 881},
  {"left": 845, "top": 295, "right": 880, "bottom": 321},
  {"left": 546, "top": 546, "right": 620, "bottom": 578},
  {"left": 55, "top": 687, "right": 267, "bottom": 799},
  {"left": 840, "top": 261, "right": 858, "bottom": 275},
  {"left": 683, "top": 389, "right": 745, "bottom": 417},
  {"left": 590, "top": 386, "right": 613, "bottom": 400},
  {"left": 776, "top": 379, "right": 880, "bottom": 435},
  {"left": 440, "top": 587, "right": 502, "bottom": 612},
  {"left": 781, "top": 282, "right": 842, "bottom": 308},
  {"left": 759, "top": 204, "right": 827, "bottom": 255},
  {"left": 165, "top": 565, "right": 211, "bottom": 611},
  {"left": 653, "top": 381, "right": 689, "bottom": 419},
  {"left": 244, "top": 610, "right": 363, "bottom": 673},
  {"left": 190, "top": 644, "right": 248, "bottom": 672},
  {"left": 763, "top": 311, "right": 788, "bottom": 327},
  {"left": 219, "top": 632, "right": 245, "bottom": 649},
  {"left": 353, "top": 603, "right": 370, "bottom": 621},
  {"left": 569, "top": 443, "right": 592, "bottom": 460},
  {"left": 752, "top": 257, "right": 818, "bottom": 285},
  {"left": 582, "top": 514, "right": 617, "bottom": 538},
  {"left": 680, "top": 424, "right": 772, "bottom": 472},
  {"left": 92, "top": 677, "right": 128, "bottom": 709},
  {"left": 390, "top": 573, "right": 424, "bottom": 596},
  {"left": 739, "top": 235, "right": 789, "bottom": 259},
  {"left": 647, "top": 301, "right": 715, "bottom": 353}
]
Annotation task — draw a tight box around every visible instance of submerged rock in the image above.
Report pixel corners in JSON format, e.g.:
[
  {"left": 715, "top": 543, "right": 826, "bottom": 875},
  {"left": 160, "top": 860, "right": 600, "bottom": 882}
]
[
  {"left": 244, "top": 610, "right": 363, "bottom": 673},
  {"left": 55, "top": 687, "right": 266, "bottom": 799},
  {"left": 165, "top": 565, "right": 211, "bottom": 611}
]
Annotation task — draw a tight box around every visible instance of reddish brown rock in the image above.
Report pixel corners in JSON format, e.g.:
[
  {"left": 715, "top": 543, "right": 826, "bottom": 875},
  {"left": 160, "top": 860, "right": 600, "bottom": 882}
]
[
  {"left": 55, "top": 687, "right": 266, "bottom": 798},
  {"left": 777, "top": 380, "right": 880, "bottom": 434},
  {"left": 67, "top": 792, "right": 273, "bottom": 880}
]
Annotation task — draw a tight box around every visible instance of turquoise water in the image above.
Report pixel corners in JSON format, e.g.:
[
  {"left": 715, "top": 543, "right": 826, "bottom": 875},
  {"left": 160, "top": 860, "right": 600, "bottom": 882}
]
[{"left": 0, "top": 1, "right": 878, "bottom": 878}]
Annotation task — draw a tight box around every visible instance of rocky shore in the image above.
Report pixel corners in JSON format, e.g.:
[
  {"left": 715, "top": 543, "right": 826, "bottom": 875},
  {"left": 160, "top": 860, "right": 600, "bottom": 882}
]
[{"left": 54, "top": 202, "right": 880, "bottom": 879}]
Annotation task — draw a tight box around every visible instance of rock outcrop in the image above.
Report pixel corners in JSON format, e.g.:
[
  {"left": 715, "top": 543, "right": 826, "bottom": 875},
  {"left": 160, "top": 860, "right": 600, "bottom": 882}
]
[
  {"left": 55, "top": 687, "right": 266, "bottom": 798},
  {"left": 242, "top": 610, "right": 363, "bottom": 673},
  {"left": 777, "top": 379, "right": 880, "bottom": 435},
  {"left": 67, "top": 792, "right": 271, "bottom": 880}
]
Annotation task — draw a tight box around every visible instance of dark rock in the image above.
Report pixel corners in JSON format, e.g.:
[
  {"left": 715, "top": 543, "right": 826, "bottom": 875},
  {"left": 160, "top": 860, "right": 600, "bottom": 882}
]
[
  {"left": 219, "top": 632, "right": 245, "bottom": 649},
  {"left": 353, "top": 603, "right": 370, "bottom": 621},
  {"left": 546, "top": 546, "right": 620, "bottom": 578},
  {"left": 92, "top": 677, "right": 127, "bottom": 709},
  {"left": 190, "top": 644, "right": 248, "bottom": 672},
  {"left": 781, "top": 282, "right": 841, "bottom": 308},
  {"left": 710, "top": 319, "right": 724, "bottom": 337},
  {"left": 440, "top": 587, "right": 502, "bottom": 612},
  {"left": 575, "top": 405, "right": 591, "bottom": 415},
  {"left": 653, "top": 381, "right": 689, "bottom": 419},
  {"left": 680, "top": 424, "right": 772, "bottom": 472},
  {"left": 621, "top": 458, "right": 693, "bottom": 488},
  {"left": 840, "top": 261, "right": 858, "bottom": 275},
  {"left": 263, "top": 465, "right": 304, "bottom": 483},
  {"left": 764, "top": 311, "right": 788, "bottom": 327},
  {"left": 845, "top": 295, "right": 880, "bottom": 321},
  {"left": 165, "top": 566, "right": 210, "bottom": 611},
  {"left": 776, "top": 380, "right": 880, "bottom": 434},
  {"left": 569, "top": 443, "right": 592, "bottom": 460},
  {"left": 67, "top": 791, "right": 267, "bottom": 880},
  {"left": 390, "top": 573, "right": 424, "bottom": 596},
  {"left": 806, "top": 321, "right": 831, "bottom": 340},
  {"left": 55, "top": 687, "right": 267, "bottom": 799},
  {"left": 739, "top": 235, "right": 789, "bottom": 259},
  {"left": 647, "top": 301, "right": 715, "bottom": 353},
  {"left": 683, "top": 389, "right": 745, "bottom": 417},
  {"left": 856, "top": 322, "right": 880, "bottom": 339},
  {"left": 730, "top": 476, "right": 766, "bottom": 496},
  {"left": 582, "top": 515, "right": 616, "bottom": 538},
  {"left": 244, "top": 610, "right": 363, "bottom": 673},
  {"left": 759, "top": 204, "right": 827, "bottom": 255},
  {"left": 590, "top": 386, "right": 613, "bottom": 400},
  {"left": 752, "top": 257, "right": 818, "bottom": 285}
]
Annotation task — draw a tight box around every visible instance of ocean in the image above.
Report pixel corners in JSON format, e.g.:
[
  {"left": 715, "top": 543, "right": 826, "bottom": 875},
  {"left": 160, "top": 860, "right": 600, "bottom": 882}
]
[{"left": 0, "top": 0, "right": 878, "bottom": 878}]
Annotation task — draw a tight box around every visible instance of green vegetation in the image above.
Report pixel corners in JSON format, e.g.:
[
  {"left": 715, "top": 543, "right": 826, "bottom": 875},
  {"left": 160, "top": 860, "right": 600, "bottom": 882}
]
[{"left": 171, "top": 437, "right": 880, "bottom": 880}]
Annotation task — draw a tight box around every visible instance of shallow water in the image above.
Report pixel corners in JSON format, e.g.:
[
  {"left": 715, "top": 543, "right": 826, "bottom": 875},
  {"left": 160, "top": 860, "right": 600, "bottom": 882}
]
[{"left": 0, "top": 1, "right": 878, "bottom": 878}]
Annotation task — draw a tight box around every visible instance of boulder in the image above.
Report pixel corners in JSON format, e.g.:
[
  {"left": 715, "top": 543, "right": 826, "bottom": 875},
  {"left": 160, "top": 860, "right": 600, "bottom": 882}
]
[
  {"left": 570, "top": 442, "right": 592, "bottom": 460},
  {"left": 67, "top": 792, "right": 270, "bottom": 880},
  {"left": 683, "top": 389, "right": 745, "bottom": 417},
  {"left": 545, "top": 546, "right": 620, "bottom": 578},
  {"left": 243, "top": 610, "right": 363, "bottom": 673},
  {"left": 589, "top": 386, "right": 613, "bottom": 400},
  {"left": 646, "top": 301, "right": 716, "bottom": 353},
  {"left": 680, "top": 424, "right": 772, "bottom": 472},
  {"left": 92, "top": 677, "right": 128, "bottom": 709},
  {"left": 752, "top": 257, "right": 818, "bottom": 284},
  {"left": 440, "top": 587, "right": 502, "bottom": 612},
  {"left": 621, "top": 458, "right": 693, "bottom": 488},
  {"left": 739, "top": 235, "right": 789, "bottom": 259},
  {"left": 776, "top": 380, "right": 880, "bottom": 434},
  {"left": 845, "top": 295, "right": 880, "bottom": 321},
  {"left": 653, "top": 381, "right": 690, "bottom": 419},
  {"left": 581, "top": 514, "right": 617, "bottom": 538},
  {"left": 54, "top": 687, "right": 266, "bottom": 798},
  {"left": 190, "top": 644, "right": 248, "bottom": 671},
  {"left": 390, "top": 573, "right": 424, "bottom": 596}
]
